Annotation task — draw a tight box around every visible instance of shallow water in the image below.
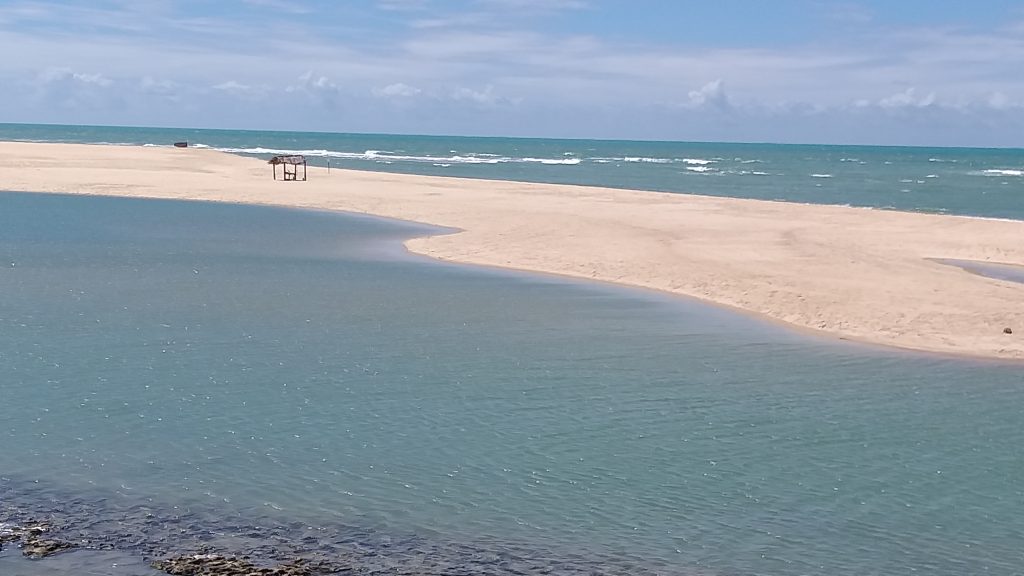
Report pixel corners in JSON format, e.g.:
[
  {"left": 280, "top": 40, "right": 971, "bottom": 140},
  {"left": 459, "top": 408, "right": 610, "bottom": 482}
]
[
  {"left": 1, "top": 193, "right": 1023, "bottom": 575},
  {"left": 937, "top": 258, "right": 1024, "bottom": 285},
  {"left": 0, "top": 548, "right": 162, "bottom": 576}
]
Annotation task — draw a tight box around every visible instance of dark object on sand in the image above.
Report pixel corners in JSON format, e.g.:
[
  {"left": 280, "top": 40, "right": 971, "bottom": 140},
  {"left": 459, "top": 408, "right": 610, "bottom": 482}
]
[
  {"left": 269, "top": 155, "right": 307, "bottom": 181},
  {"left": 1004, "top": 327, "right": 1013, "bottom": 334},
  {"left": 174, "top": 142, "right": 188, "bottom": 148}
]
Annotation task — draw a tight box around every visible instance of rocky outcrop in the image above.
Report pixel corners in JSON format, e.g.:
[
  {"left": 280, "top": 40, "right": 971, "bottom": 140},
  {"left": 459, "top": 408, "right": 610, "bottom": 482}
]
[
  {"left": 0, "top": 522, "right": 77, "bottom": 558},
  {"left": 152, "top": 554, "right": 338, "bottom": 576}
]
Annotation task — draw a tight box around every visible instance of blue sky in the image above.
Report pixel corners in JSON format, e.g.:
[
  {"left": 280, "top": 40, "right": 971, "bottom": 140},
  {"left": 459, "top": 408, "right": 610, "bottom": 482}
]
[{"left": 2, "top": 0, "right": 1024, "bottom": 146}]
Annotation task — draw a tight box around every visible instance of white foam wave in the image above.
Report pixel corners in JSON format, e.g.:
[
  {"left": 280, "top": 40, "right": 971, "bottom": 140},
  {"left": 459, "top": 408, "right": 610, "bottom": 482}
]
[
  {"left": 601, "top": 156, "right": 715, "bottom": 165},
  {"left": 522, "top": 157, "right": 581, "bottom": 165},
  {"left": 981, "top": 169, "right": 1023, "bottom": 177},
  {"left": 686, "top": 166, "right": 713, "bottom": 173},
  {"left": 622, "top": 156, "right": 673, "bottom": 164},
  {"left": 811, "top": 173, "right": 833, "bottom": 178},
  {"left": 210, "top": 146, "right": 579, "bottom": 166}
]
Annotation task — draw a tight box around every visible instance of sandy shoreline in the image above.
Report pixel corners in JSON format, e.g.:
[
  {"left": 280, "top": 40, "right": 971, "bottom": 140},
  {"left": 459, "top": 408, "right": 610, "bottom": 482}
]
[{"left": 2, "top": 141, "right": 1023, "bottom": 359}]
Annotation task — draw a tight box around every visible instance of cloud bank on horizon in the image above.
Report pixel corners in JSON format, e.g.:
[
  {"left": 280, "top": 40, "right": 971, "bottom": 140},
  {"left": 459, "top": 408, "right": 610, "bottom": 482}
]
[{"left": 2, "top": 0, "right": 1024, "bottom": 146}]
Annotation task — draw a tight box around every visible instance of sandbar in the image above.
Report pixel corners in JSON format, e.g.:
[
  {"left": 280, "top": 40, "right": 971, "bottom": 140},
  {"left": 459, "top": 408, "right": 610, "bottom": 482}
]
[{"left": 2, "top": 141, "right": 1023, "bottom": 360}]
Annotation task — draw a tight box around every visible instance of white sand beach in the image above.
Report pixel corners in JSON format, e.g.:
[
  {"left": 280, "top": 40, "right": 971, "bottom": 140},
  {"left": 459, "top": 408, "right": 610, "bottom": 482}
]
[{"left": 2, "top": 141, "right": 1023, "bottom": 359}]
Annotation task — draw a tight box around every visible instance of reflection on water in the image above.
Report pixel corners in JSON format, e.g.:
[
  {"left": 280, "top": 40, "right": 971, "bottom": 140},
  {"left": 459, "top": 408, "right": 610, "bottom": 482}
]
[{"left": 1, "top": 193, "right": 1023, "bottom": 575}]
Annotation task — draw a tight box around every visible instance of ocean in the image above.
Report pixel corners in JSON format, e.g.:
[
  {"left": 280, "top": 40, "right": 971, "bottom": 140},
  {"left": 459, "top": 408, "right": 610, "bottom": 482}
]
[
  {"left": 2, "top": 122, "right": 1023, "bottom": 220},
  {"left": 1, "top": 125, "right": 1024, "bottom": 575}
]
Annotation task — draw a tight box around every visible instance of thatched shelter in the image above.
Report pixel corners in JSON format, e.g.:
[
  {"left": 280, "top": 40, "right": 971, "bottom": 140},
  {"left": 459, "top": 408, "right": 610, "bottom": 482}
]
[{"left": 269, "top": 155, "right": 307, "bottom": 181}]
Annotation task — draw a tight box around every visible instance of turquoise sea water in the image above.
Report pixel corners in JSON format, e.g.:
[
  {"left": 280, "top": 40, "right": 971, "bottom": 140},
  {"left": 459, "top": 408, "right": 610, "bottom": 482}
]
[
  {"left": 2, "top": 122, "right": 1023, "bottom": 220},
  {"left": 2, "top": 193, "right": 1024, "bottom": 575}
]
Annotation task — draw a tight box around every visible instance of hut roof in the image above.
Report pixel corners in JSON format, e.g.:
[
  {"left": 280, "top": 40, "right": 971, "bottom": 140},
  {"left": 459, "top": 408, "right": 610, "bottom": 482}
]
[{"left": 268, "top": 155, "right": 306, "bottom": 165}]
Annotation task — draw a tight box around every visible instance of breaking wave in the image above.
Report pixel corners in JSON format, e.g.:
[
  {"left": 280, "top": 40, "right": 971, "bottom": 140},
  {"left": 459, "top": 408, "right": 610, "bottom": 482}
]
[
  {"left": 592, "top": 156, "right": 716, "bottom": 165},
  {"left": 200, "top": 145, "right": 582, "bottom": 166},
  {"left": 183, "top": 145, "right": 733, "bottom": 170},
  {"left": 979, "top": 169, "right": 1023, "bottom": 177}
]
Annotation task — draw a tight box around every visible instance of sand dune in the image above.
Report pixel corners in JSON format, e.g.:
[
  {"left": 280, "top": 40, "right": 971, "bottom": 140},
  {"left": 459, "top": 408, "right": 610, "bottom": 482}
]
[{"left": 2, "top": 141, "right": 1023, "bottom": 360}]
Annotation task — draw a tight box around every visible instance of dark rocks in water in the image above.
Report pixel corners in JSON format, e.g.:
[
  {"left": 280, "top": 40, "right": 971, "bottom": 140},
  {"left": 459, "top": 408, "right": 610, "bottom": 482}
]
[
  {"left": 0, "top": 522, "right": 77, "bottom": 558},
  {"left": 152, "top": 554, "right": 337, "bottom": 576},
  {"left": 22, "top": 536, "right": 77, "bottom": 558},
  {"left": 1004, "top": 327, "right": 1013, "bottom": 334},
  {"left": 2, "top": 483, "right": 638, "bottom": 576},
  {"left": 0, "top": 522, "right": 49, "bottom": 544},
  {"left": 0, "top": 529, "right": 21, "bottom": 546}
]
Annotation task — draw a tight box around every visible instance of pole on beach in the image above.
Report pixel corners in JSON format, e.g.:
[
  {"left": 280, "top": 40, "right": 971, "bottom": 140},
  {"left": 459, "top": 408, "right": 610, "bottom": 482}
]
[{"left": 327, "top": 159, "right": 331, "bottom": 174}]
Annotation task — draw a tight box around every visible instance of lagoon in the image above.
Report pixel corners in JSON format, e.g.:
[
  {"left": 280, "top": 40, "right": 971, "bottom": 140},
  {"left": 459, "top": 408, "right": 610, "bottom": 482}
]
[{"left": 2, "top": 192, "right": 1023, "bottom": 575}]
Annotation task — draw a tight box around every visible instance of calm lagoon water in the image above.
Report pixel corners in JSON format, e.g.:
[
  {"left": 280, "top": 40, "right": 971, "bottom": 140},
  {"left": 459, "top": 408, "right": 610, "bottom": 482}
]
[{"left": 1, "top": 192, "right": 1023, "bottom": 575}]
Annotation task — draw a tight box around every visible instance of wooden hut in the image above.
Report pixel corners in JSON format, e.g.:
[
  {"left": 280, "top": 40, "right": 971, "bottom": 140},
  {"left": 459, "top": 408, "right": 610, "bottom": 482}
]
[{"left": 269, "top": 155, "right": 307, "bottom": 181}]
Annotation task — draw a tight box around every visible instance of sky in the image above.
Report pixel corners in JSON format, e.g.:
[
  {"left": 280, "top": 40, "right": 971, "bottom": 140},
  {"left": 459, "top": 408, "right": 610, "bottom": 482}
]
[{"left": 2, "top": 0, "right": 1024, "bottom": 146}]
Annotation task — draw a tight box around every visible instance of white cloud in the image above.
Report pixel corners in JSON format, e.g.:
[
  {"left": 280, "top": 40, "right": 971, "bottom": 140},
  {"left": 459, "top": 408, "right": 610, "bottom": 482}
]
[
  {"left": 38, "top": 67, "right": 113, "bottom": 87},
  {"left": 214, "top": 80, "right": 254, "bottom": 94},
  {"left": 211, "top": 80, "right": 271, "bottom": 102},
  {"left": 410, "top": 13, "right": 490, "bottom": 30},
  {"left": 878, "top": 88, "right": 937, "bottom": 109},
  {"left": 23, "top": 66, "right": 125, "bottom": 114},
  {"left": 3, "top": 2, "right": 1024, "bottom": 145},
  {"left": 376, "top": 0, "right": 429, "bottom": 11},
  {"left": 373, "top": 82, "right": 422, "bottom": 98},
  {"left": 475, "top": 0, "right": 589, "bottom": 12},
  {"left": 287, "top": 71, "right": 338, "bottom": 93},
  {"left": 283, "top": 71, "right": 342, "bottom": 107},
  {"left": 140, "top": 75, "right": 177, "bottom": 93},
  {"left": 408, "top": 0, "right": 586, "bottom": 30},
  {"left": 987, "top": 91, "right": 1018, "bottom": 110},
  {"left": 451, "top": 84, "right": 517, "bottom": 106},
  {"left": 241, "top": 0, "right": 311, "bottom": 14},
  {"left": 684, "top": 79, "right": 731, "bottom": 110},
  {"left": 819, "top": 2, "right": 874, "bottom": 25}
]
